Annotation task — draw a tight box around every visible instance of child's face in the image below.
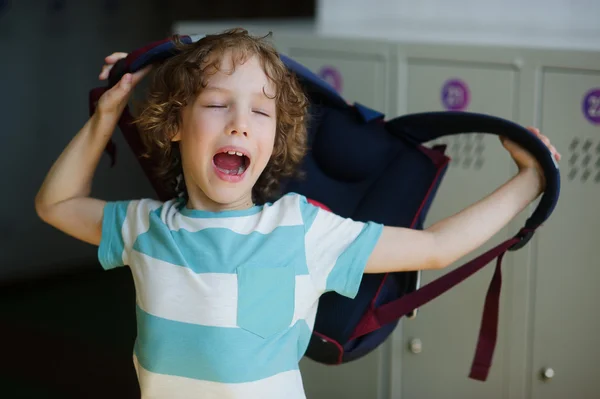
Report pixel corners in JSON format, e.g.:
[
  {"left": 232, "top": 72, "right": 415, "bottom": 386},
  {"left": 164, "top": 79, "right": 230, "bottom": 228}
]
[{"left": 173, "top": 51, "right": 277, "bottom": 210}]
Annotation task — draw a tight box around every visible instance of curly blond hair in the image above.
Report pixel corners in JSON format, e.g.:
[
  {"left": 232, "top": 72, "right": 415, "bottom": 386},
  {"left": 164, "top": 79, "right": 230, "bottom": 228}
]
[{"left": 134, "top": 28, "right": 309, "bottom": 204}]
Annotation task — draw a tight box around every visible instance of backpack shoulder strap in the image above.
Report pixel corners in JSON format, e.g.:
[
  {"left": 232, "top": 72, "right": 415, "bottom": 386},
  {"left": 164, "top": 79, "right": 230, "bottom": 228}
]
[
  {"left": 387, "top": 111, "right": 560, "bottom": 234},
  {"left": 351, "top": 111, "right": 561, "bottom": 381}
]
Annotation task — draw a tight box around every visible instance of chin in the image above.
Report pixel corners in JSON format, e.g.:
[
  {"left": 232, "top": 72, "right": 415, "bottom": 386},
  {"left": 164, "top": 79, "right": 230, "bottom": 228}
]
[
  {"left": 206, "top": 187, "right": 251, "bottom": 204},
  {"left": 200, "top": 173, "right": 257, "bottom": 208}
]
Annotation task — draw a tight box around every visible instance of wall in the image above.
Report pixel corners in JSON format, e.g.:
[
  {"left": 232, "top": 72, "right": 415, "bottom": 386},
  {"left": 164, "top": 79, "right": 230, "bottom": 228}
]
[
  {"left": 316, "top": 0, "right": 600, "bottom": 49},
  {"left": 0, "top": 0, "right": 170, "bottom": 284}
]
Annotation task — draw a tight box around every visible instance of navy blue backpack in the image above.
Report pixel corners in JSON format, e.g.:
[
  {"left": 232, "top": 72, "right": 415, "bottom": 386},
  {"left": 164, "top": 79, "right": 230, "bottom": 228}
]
[{"left": 90, "top": 33, "right": 560, "bottom": 382}]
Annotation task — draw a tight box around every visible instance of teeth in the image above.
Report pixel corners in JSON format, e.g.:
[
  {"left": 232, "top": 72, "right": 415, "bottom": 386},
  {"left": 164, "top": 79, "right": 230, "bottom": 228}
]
[
  {"left": 216, "top": 165, "right": 247, "bottom": 176},
  {"left": 224, "top": 150, "right": 245, "bottom": 157}
]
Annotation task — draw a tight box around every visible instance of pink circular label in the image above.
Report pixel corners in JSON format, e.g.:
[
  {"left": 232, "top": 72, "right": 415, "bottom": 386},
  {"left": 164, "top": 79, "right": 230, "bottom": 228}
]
[
  {"left": 441, "top": 79, "right": 470, "bottom": 111},
  {"left": 318, "top": 66, "right": 343, "bottom": 93},
  {"left": 582, "top": 88, "right": 600, "bottom": 125}
]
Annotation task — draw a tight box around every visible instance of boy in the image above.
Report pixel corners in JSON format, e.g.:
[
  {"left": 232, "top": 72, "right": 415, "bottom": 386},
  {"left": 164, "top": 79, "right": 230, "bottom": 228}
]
[{"left": 35, "top": 29, "right": 560, "bottom": 398}]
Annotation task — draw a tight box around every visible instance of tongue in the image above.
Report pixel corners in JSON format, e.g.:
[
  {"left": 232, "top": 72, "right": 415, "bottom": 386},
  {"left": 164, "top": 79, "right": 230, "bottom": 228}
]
[{"left": 214, "top": 153, "right": 243, "bottom": 171}]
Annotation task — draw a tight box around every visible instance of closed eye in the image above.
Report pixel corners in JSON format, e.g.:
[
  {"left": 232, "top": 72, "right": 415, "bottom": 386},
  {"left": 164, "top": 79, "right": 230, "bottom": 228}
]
[
  {"left": 206, "top": 105, "right": 226, "bottom": 108},
  {"left": 253, "top": 110, "right": 270, "bottom": 117}
]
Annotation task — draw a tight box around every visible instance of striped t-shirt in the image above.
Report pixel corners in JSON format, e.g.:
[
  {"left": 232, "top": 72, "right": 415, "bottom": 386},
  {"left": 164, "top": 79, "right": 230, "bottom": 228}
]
[{"left": 98, "top": 192, "right": 383, "bottom": 399}]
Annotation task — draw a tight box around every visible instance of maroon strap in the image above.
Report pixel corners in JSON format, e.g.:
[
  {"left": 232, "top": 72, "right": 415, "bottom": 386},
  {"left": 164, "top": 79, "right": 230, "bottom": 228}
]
[
  {"left": 350, "top": 231, "right": 531, "bottom": 381},
  {"left": 469, "top": 251, "right": 505, "bottom": 381}
]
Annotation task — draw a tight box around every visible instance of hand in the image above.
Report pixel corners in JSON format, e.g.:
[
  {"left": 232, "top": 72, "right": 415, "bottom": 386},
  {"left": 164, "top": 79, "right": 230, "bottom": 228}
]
[
  {"left": 94, "top": 52, "right": 152, "bottom": 118},
  {"left": 500, "top": 127, "right": 561, "bottom": 192}
]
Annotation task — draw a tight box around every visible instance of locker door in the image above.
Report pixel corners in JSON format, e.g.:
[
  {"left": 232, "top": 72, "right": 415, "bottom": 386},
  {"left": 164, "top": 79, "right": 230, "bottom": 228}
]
[
  {"left": 398, "top": 60, "right": 520, "bottom": 399},
  {"left": 278, "top": 41, "right": 390, "bottom": 113},
  {"left": 530, "top": 69, "right": 600, "bottom": 399}
]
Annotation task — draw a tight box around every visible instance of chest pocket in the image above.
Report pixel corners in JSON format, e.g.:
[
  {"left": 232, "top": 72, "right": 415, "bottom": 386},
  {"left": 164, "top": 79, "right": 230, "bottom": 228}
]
[{"left": 236, "top": 263, "right": 296, "bottom": 338}]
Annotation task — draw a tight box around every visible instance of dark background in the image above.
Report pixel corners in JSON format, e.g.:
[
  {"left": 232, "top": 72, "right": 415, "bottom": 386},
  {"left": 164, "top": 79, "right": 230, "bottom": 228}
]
[{"left": 0, "top": 1, "right": 314, "bottom": 397}]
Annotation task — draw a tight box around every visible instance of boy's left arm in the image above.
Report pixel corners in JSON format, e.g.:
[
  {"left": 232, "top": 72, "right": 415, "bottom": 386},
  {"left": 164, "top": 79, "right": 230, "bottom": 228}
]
[{"left": 365, "top": 128, "right": 561, "bottom": 274}]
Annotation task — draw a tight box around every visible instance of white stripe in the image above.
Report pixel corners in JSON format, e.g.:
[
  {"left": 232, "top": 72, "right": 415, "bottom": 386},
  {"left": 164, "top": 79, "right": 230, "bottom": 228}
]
[
  {"left": 133, "top": 356, "right": 307, "bottom": 399},
  {"left": 163, "top": 194, "right": 304, "bottom": 235},
  {"left": 305, "top": 208, "right": 365, "bottom": 292},
  {"left": 291, "top": 275, "right": 320, "bottom": 326},
  {"left": 130, "top": 251, "right": 321, "bottom": 328},
  {"left": 122, "top": 199, "right": 163, "bottom": 265}
]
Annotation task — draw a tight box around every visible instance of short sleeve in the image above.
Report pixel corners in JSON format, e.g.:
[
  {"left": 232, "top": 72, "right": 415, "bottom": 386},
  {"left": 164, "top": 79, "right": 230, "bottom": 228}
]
[
  {"left": 98, "top": 199, "right": 159, "bottom": 270},
  {"left": 299, "top": 196, "right": 384, "bottom": 299}
]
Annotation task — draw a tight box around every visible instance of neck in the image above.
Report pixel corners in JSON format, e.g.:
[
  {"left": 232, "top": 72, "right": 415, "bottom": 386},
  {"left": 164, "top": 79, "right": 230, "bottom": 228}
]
[{"left": 184, "top": 186, "right": 254, "bottom": 213}]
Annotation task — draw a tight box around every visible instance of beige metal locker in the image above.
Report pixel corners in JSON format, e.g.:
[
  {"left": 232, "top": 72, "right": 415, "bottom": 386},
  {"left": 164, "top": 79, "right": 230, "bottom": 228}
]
[
  {"left": 394, "top": 55, "right": 521, "bottom": 399},
  {"left": 530, "top": 68, "right": 600, "bottom": 399}
]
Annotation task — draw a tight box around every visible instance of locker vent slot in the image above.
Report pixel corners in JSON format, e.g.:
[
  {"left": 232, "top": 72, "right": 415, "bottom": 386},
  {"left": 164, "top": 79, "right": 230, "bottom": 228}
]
[
  {"left": 428, "top": 133, "right": 485, "bottom": 171},
  {"left": 567, "top": 138, "right": 600, "bottom": 183}
]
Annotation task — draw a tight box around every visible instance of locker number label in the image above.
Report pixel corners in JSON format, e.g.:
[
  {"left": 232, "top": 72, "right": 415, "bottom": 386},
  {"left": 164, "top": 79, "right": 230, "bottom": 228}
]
[
  {"left": 318, "top": 66, "right": 343, "bottom": 93},
  {"left": 583, "top": 88, "right": 600, "bottom": 125},
  {"left": 441, "top": 79, "right": 470, "bottom": 111}
]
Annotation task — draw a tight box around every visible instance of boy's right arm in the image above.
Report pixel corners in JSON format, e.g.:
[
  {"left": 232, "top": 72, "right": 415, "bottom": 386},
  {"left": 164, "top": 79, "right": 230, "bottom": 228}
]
[{"left": 35, "top": 61, "right": 148, "bottom": 246}]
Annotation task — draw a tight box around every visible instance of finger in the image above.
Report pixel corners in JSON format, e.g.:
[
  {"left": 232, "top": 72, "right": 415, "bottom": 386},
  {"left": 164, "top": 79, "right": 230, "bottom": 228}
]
[
  {"left": 105, "top": 73, "right": 133, "bottom": 101},
  {"left": 116, "top": 73, "right": 133, "bottom": 93},
  {"left": 98, "top": 64, "right": 113, "bottom": 80},
  {"left": 546, "top": 143, "right": 561, "bottom": 161},
  {"left": 539, "top": 134, "right": 551, "bottom": 147},
  {"left": 99, "top": 73, "right": 133, "bottom": 112},
  {"left": 551, "top": 145, "right": 562, "bottom": 161},
  {"left": 130, "top": 64, "right": 153, "bottom": 85},
  {"left": 104, "top": 52, "right": 128, "bottom": 63}
]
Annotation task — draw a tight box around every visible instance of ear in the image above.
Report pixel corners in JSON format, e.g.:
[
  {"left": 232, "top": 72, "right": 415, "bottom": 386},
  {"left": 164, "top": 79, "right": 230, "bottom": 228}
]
[{"left": 171, "top": 130, "right": 181, "bottom": 142}]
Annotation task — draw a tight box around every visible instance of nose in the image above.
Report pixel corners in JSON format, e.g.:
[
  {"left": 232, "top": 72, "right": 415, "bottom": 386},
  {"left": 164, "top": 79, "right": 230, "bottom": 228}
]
[{"left": 227, "top": 109, "right": 249, "bottom": 137}]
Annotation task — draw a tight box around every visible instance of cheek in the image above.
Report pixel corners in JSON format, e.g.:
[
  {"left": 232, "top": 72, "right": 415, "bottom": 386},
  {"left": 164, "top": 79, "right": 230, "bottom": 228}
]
[
  {"left": 182, "top": 116, "right": 218, "bottom": 147},
  {"left": 256, "top": 124, "right": 277, "bottom": 159}
]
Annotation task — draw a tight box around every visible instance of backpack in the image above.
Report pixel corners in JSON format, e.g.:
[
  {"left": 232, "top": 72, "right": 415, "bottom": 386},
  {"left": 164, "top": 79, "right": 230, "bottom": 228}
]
[{"left": 89, "top": 33, "right": 560, "bottom": 382}]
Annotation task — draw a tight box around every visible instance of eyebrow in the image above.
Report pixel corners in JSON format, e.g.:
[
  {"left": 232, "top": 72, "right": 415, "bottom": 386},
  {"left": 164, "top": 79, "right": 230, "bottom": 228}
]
[
  {"left": 202, "top": 85, "right": 275, "bottom": 100},
  {"left": 202, "top": 86, "right": 231, "bottom": 93}
]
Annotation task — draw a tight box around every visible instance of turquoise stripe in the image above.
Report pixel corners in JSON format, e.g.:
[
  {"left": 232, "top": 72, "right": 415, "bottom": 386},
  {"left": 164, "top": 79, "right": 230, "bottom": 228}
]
[
  {"left": 298, "top": 195, "right": 319, "bottom": 231},
  {"left": 98, "top": 201, "right": 131, "bottom": 270},
  {"left": 132, "top": 212, "right": 309, "bottom": 275},
  {"left": 134, "top": 306, "right": 310, "bottom": 383},
  {"left": 326, "top": 221, "right": 384, "bottom": 298}
]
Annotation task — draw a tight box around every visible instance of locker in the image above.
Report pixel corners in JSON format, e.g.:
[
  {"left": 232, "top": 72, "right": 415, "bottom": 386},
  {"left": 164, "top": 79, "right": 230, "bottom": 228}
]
[
  {"left": 397, "top": 59, "right": 520, "bottom": 399},
  {"left": 530, "top": 69, "right": 600, "bottom": 399}
]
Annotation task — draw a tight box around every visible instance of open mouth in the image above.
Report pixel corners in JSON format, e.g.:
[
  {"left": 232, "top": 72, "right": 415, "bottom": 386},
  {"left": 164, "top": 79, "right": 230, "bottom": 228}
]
[{"left": 213, "top": 149, "right": 251, "bottom": 177}]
